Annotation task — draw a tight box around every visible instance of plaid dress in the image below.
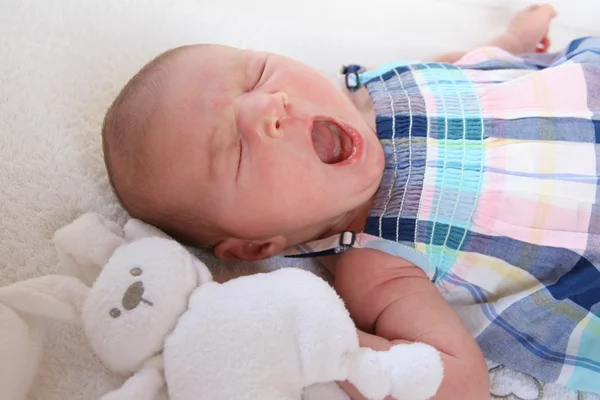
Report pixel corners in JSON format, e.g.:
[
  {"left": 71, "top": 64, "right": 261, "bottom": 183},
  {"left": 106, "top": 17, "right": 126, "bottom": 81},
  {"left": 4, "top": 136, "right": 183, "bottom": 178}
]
[{"left": 284, "top": 37, "right": 600, "bottom": 393}]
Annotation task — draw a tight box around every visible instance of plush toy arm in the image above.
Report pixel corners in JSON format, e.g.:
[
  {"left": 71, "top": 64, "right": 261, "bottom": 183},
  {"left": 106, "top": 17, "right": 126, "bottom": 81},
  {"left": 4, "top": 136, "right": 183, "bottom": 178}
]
[{"left": 99, "top": 355, "right": 165, "bottom": 400}]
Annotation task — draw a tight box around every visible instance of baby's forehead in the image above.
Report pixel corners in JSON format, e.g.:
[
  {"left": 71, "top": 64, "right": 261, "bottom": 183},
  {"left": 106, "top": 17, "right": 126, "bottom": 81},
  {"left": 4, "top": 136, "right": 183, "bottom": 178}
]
[
  {"left": 161, "top": 45, "right": 265, "bottom": 123},
  {"left": 173, "top": 45, "right": 259, "bottom": 81}
]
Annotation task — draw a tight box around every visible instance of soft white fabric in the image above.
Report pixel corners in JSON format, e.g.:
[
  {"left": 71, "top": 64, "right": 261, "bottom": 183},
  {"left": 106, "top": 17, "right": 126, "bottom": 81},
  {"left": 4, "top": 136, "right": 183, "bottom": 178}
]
[
  {"left": 99, "top": 356, "right": 166, "bottom": 400},
  {"left": 1, "top": 0, "right": 600, "bottom": 399},
  {"left": 54, "top": 213, "right": 126, "bottom": 286},
  {"left": 0, "top": 304, "right": 44, "bottom": 400},
  {"left": 166, "top": 268, "right": 442, "bottom": 400},
  {"left": 302, "top": 382, "right": 352, "bottom": 400},
  {"left": 0, "top": 214, "right": 443, "bottom": 400},
  {"left": 0, "top": 274, "right": 90, "bottom": 400}
]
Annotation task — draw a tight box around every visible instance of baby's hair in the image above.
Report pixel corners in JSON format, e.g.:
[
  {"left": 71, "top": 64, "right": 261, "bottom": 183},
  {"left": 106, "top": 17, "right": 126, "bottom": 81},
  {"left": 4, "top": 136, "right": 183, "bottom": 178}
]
[
  {"left": 102, "top": 46, "right": 187, "bottom": 198},
  {"left": 102, "top": 45, "right": 214, "bottom": 247}
]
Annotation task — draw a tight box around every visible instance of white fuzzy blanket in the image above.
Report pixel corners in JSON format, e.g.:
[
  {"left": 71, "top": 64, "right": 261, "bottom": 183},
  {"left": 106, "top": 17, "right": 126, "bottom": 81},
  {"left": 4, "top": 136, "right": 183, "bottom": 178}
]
[{"left": 1, "top": 0, "right": 599, "bottom": 399}]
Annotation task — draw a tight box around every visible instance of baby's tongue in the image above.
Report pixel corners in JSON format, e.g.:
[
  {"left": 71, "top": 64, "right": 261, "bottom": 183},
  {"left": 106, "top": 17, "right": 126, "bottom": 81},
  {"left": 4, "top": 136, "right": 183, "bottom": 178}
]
[{"left": 311, "top": 121, "right": 342, "bottom": 164}]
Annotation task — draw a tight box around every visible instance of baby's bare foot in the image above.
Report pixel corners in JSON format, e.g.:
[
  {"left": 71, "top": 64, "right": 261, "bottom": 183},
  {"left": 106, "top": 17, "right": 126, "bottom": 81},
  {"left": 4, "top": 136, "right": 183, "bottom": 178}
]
[{"left": 507, "top": 4, "right": 558, "bottom": 53}]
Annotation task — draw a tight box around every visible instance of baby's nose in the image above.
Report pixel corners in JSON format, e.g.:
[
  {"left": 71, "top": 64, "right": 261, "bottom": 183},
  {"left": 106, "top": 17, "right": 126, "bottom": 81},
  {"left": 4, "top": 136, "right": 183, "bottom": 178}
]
[
  {"left": 122, "top": 281, "right": 145, "bottom": 310},
  {"left": 263, "top": 92, "right": 288, "bottom": 139},
  {"left": 237, "top": 92, "right": 288, "bottom": 139}
]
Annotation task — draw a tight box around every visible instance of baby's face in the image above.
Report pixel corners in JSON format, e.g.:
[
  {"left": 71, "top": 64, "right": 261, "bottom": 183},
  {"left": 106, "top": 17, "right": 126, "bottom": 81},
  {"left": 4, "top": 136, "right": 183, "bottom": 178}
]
[{"left": 150, "top": 45, "right": 383, "bottom": 248}]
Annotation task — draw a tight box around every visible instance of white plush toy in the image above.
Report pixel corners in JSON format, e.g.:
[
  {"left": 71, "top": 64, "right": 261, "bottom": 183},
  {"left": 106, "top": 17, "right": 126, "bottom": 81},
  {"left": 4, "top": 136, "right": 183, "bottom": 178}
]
[{"left": 0, "top": 213, "right": 443, "bottom": 400}]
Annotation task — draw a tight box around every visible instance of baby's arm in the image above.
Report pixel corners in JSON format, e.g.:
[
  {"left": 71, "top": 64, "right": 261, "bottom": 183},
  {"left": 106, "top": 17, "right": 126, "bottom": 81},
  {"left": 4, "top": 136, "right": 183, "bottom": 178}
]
[
  {"left": 334, "top": 249, "right": 489, "bottom": 400},
  {"left": 344, "top": 4, "right": 557, "bottom": 130}
]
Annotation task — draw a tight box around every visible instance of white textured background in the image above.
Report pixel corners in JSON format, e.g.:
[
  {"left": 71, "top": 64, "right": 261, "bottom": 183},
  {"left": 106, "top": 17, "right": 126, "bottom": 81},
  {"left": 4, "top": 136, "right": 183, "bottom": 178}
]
[{"left": 1, "top": 0, "right": 599, "bottom": 399}]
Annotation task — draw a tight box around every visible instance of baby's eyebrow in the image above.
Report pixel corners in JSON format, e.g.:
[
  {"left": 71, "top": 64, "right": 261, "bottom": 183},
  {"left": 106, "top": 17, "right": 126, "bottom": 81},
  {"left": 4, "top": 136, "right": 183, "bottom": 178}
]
[
  {"left": 242, "top": 51, "right": 268, "bottom": 89},
  {"left": 205, "top": 125, "right": 220, "bottom": 181},
  {"left": 205, "top": 114, "right": 238, "bottom": 183}
]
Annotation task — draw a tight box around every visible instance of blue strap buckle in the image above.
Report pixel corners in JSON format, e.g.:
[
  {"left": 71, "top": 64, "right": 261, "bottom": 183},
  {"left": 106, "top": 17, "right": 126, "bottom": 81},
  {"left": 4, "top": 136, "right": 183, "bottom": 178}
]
[
  {"left": 337, "top": 231, "right": 356, "bottom": 252},
  {"left": 284, "top": 231, "right": 356, "bottom": 258},
  {"left": 342, "top": 65, "right": 363, "bottom": 92}
]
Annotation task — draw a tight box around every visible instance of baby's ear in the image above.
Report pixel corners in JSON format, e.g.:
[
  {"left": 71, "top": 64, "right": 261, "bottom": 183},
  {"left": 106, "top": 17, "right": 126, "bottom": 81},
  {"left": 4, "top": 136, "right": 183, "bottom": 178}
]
[
  {"left": 214, "top": 236, "right": 287, "bottom": 262},
  {"left": 53, "top": 212, "right": 126, "bottom": 285},
  {"left": 124, "top": 218, "right": 172, "bottom": 242}
]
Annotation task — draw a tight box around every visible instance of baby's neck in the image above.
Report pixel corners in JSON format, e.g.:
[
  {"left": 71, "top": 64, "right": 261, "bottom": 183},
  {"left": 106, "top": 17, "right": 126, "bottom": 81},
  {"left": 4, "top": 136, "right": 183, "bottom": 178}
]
[{"left": 319, "top": 198, "right": 374, "bottom": 239}]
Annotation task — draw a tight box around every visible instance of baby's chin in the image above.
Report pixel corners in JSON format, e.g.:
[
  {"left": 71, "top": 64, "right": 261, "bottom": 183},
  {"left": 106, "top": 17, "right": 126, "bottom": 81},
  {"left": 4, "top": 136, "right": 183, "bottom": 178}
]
[
  {"left": 362, "top": 130, "right": 385, "bottom": 179},
  {"left": 347, "top": 87, "right": 376, "bottom": 129}
]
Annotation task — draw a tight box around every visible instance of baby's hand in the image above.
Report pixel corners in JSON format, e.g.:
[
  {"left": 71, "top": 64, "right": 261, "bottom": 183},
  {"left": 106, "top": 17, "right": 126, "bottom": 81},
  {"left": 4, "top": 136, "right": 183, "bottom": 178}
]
[{"left": 507, "top": 4, "right": 558, "bottom": 53}]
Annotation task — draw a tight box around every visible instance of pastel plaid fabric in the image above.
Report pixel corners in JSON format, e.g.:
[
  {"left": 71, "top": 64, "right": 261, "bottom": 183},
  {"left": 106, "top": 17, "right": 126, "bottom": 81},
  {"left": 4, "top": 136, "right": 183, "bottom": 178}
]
[{"left": 358, "top": 38, "right": 600, "bottom": 393}]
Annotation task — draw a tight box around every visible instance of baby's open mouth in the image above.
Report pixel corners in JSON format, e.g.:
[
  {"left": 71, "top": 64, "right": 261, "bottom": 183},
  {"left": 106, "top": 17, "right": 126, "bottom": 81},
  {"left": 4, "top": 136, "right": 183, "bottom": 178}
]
[{"left": 311, "top": 120, "right": 354, "bottom": 164}]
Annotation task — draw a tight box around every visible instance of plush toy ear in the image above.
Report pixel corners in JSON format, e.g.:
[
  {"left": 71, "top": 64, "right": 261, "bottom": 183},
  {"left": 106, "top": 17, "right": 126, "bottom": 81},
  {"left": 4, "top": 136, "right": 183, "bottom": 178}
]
[
  {"left": 0, "top": 275, "right": 89, "bottom": 323},
  {"left": 191, "top": 257, "right": 214, "bottom": 286},
  {"left": 0, "top": 304, "right": 46, "bottom": 400},
  {"left": 53, "top": 213, "right": 126, "bottom": 286},
  {"left": 123, "top": 219, "right": 172, "bottom": 242},
  {"left": 0, "top": 275, "right": 90, "bottom": 400}
]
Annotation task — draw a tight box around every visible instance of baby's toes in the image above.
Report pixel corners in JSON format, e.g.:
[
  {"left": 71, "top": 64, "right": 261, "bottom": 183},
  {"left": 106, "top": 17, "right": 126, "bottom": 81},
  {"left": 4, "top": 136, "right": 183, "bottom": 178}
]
[{"left": 536, "top": 3, "right": 558, "bottom": 19}]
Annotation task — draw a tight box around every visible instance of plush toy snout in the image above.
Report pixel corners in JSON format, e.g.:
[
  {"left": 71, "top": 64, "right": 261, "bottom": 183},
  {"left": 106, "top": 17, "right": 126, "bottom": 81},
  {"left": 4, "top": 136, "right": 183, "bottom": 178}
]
[{"left": 82, "top": 236, "right": 212, "bottom": 374}]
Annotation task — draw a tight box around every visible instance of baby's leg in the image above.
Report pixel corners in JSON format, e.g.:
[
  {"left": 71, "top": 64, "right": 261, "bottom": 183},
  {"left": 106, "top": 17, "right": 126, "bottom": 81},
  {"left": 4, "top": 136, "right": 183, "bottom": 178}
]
[
  {"left": 334, "top": 249, "right": 489, "bottom": 400},
  {"left": 435, "top": 4, "right": 557, "bottom": 63}
]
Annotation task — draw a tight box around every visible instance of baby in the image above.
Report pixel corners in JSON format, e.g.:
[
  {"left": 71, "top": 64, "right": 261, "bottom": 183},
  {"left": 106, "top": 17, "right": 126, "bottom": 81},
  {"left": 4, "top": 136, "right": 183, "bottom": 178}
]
[{"left": 102, "top": 4, "right": 600, "bottom": 399}]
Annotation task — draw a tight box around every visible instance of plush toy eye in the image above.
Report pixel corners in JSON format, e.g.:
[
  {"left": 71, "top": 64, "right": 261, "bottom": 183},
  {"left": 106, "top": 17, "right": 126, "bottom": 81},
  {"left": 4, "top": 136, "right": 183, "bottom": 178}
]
[
  {"left": 109, "top": 308, "right": 121, "bottom": 318},
  {"left": 130, "top": 267, "right": 142, "bottom": 277}
]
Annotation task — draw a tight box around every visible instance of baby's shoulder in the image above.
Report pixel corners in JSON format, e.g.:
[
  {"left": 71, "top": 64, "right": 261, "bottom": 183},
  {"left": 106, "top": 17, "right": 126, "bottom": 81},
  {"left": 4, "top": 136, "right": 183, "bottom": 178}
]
[{"left": 337, "top": 248, "right": 420, "bottom": 274}]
